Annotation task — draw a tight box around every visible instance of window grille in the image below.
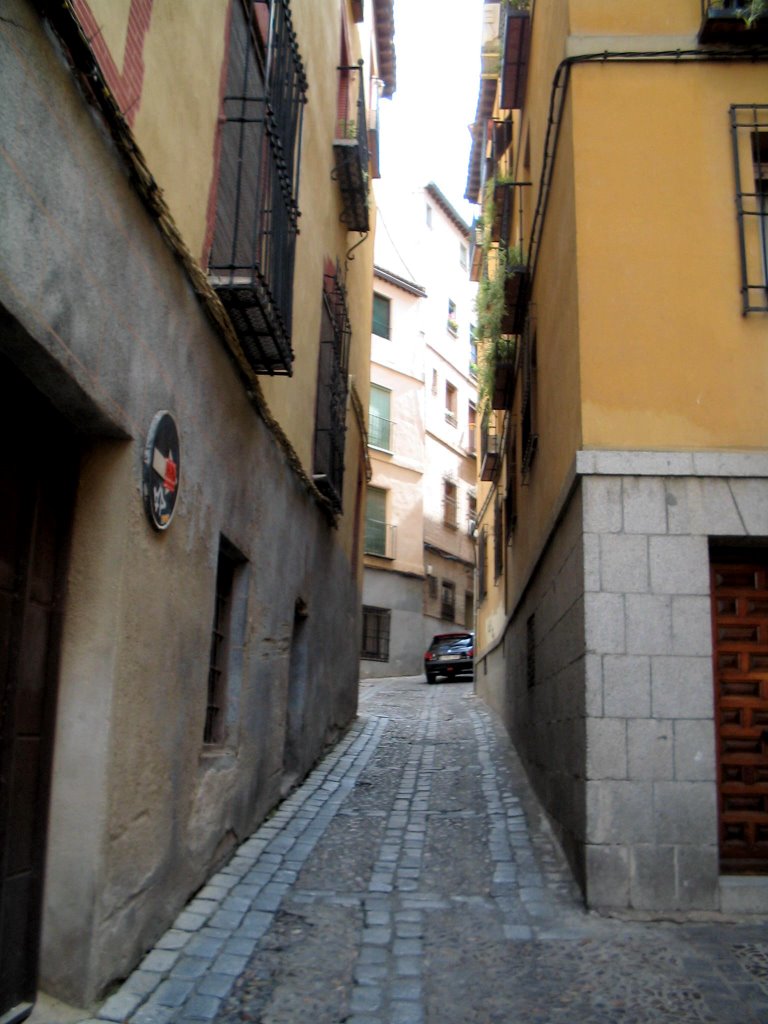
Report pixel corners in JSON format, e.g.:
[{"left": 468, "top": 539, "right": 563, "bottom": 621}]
[
  {"left": 494, "top": 496, "right": 504, "bottom": 579},
  {"left": 478, "top": 528, "right": 488, "bottom": 603},
  {"left": 505, "top": 424, "right": 518, "bottom": 538},
  {"left": 208, "top": 0, "right": 308, "bottom": 376},
  {"left": 521, "top": 332, "right": 538, "bottom": 479},
  {"left": 730, "top": 105, "right": 768, "bottom": 314},
  {"left": 362, "top": 606, "right": 391, "bottom": 661},
  {"left": 441, "top": 580, "right": 456, "bottom": 621},
  {"left": 526, "top": 613, "right": 536, "bottom": 689},
  {"left": 313, "top": 265, "right": 351, "bottom": 510}
]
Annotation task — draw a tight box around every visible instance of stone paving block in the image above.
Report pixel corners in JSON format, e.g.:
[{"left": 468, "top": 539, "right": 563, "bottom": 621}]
[
  {"left": 196, "top": 973, "right": 236, "bottom": 999},
  {"left": 183, "top": 934, "right": 226, "bottom": 959},
  {"left": 98, "top": 989, "right": 145, "bottom": 1021},
  {"left": 154, "top": 929, "right": 190, "bottom": 952},
  {"left": 349, "top": 985, "right": 383, "bottom": 1012},
  {"left": 120, "top": 972, "right": 163, "bottom": 997},
  {"left": 211, "top": 953, "right": 250, "bottom": 976},
  {"left": 169, "top": 956, "right": 209, "bottom": 980},
  {"left": 390, "top": 1001, "right": 424, "bottom": 1024},
  {"left": 179, "top": 994, "right": 222, "bottom": 1021},
  {"left": 140, "top": 949, "right": 180, "bottom": 974},
  {"left": 172, "top": 911, "right": 208, "bottom": 933},
  {"left": 130, "top": 1006, "right": 176, "bottom": 1024},
  {"left": 151, "top": 979, "right": 194, "bottom": 1007},
  {"left": 208, "top": 909, "right": 245, "bottom": 930}
]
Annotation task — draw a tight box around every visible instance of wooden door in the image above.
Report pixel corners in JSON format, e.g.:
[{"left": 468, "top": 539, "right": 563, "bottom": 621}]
[
  {"left": 0, "top": 360, "right": 77, "bottom": 1022},
  {"left": 711, "top": 556, "right": 768, "bottom": 874}
]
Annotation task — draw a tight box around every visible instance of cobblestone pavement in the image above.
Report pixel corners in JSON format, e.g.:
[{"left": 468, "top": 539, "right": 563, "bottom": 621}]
[{"left": 82, "top": 676, "right": 768, "bottom": 1024}]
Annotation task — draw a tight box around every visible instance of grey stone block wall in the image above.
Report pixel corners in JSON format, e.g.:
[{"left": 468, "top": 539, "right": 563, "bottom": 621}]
[
  {"left": 582, "top": 467, "right": 768, "bottom": 912},
  {"left": 483, "top": 457, "right": 768, "bottom": 914}
]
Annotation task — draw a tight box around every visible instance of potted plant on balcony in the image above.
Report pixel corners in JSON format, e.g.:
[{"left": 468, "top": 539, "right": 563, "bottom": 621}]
[{"left": 700, "top": 0, "right": 768, "bottom": 41}]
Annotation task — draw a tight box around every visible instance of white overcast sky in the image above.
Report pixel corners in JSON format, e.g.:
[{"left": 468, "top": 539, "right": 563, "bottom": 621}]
[{"left": 376, "top": 0, "right": 485, "bottom": 224}]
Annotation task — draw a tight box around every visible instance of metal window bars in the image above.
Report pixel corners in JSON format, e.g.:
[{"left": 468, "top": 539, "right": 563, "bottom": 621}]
[
  {"left": 209, "top": 0, "right": 307, "bottom": 375},
  {"left": 730, "top": 105, "right": 768, "bottom": 314},
  {"left": 313, "top": 266, "right": 352, "bottom": 511}
]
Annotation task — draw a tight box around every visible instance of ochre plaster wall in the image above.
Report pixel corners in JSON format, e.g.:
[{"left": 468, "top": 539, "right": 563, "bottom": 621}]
[{"left": 573, "top": 62, "right": 768, "bottom": 452}]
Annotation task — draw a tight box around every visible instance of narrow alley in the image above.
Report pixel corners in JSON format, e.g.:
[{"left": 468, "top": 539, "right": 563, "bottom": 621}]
[{"left": 73, "top": 677, "right": 768, "bottom": 1024}]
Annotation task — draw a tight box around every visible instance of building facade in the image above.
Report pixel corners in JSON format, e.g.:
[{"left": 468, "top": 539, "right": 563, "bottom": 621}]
[
  {"left": 0, "top": 0, "right": 395, "bottom": 1015},
  {"left": 362, "top": 183, "right": 477, "bottom": 678},
  {"left": 468, "top": 0, "right": 768, "bottom": 915}
]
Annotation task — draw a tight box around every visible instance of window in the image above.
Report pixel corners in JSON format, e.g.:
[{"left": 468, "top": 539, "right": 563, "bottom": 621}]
[
  {"left": 372, "top": 292, "right": 391, "bottom": 338},
  {"left": 205, "top": 538, "right": 247, "bottom": 745},
  {"left": 426, "top": 203, "right": 433, "bottom": 228},
  {"left": 447, "top": 298, "right": 458, "bottom": 335},
  {"left": 431, "top": 368, "right": 438, "bottom": 395},
  {"left": 460, "top": 243, "right": 468, "bottom": 270},
  {"left": 521, "top": 333, "right": 538, "bottom": 478},
  {"left": 362, "top": 606, "right": 390, "bottom": 661},
  {"left": 478, "top": 529, "right": 487, "bottom": 602},
  {"left": 526, "top": 613, "right": 536, "bottom": 689},
  {"left": 445, "top": 381, "right": 458, "bottom": 425},
  {"left": 427, "top": 573, "right": 438, "bottom": 599},
  {"left": 208, "top": 0, "right": 307, "bottom": 375},
  {"left": 730, "top": 105, "right": 768, "bottom": 313},
  {"left": 467, "top": 403, "right": 477, "bottom": 455},
  {"left": 469, "top": 325, "right": 478, "bottom": 379},
  {"left": 313, "top": 265, "right": 351, "bottom": 510},
  {"left": 369, "top": 384, "right": 392, "bottom": 450},
  {"left": 443, "top": 479, "right": 458, "bottom": 529},
  {"left": 441, "top": 580, "right": 456, "bottom": 621},
  {"left": 365, "top": 486, "right": 392, "bottom": 556},
  {"left": 494, "top": 496, "right": 504, "bottom": 580},
  {"left": 467, "top": 491, "right": 477, "bottom": 536},
  {"left": 505, "top": 425, "right": 518, "bottom": 539}
]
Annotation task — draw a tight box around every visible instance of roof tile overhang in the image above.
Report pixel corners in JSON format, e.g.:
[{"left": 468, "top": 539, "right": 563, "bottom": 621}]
[
  {"left": 464, "top": 76, "right": 498, "bottom": 203},
  {"left": 373, "top": 0, "right": 396, "bottom": 97},
  {"left": 426, "top": 182, "right": 470, "bottom": 236}
]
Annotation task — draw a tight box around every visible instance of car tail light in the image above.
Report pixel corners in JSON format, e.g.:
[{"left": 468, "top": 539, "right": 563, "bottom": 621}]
[
  {"left": 425, "top": 651, "right": 433, "bottom": 661},
  {"left": 469, "top": 647, "right": 474, "bottom": 657}
]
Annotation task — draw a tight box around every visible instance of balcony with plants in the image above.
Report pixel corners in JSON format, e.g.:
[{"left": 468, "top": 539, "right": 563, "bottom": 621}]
[
  {"left": 332, "top": 60, "right": 371, "bottom": 233},
  {"left": 474, "top": 177, "right": 529, "bottom": 412},
  {"left": 699, "top": 0, "right": 768, "bottom": 43}
]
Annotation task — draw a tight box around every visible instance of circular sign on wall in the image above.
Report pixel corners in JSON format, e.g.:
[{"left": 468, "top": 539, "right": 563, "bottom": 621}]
[{"left": 143, "top": 411, "right": 180, "bottom": 531}]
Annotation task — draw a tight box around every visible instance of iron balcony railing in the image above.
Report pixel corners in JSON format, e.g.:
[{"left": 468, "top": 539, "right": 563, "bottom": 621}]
[
  {"left": 313, "top": 267, "right": 351, "bottom": 511},
  {"left": 209, "top": 0, "right": 307, "bottom": 376},
  {"left": 332, "top": 60, "right": 371, "bottom": 232},
  {"left": 364, "top": 519, "right": 396, "bottom": 559},
  {"left": 368, "top": 412, "right": 394, "bottom": 451}
]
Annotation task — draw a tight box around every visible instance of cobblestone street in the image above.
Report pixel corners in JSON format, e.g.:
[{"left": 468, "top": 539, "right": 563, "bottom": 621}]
[{"left": 79, "top": 676, "right": 768, "bottom": 1024}]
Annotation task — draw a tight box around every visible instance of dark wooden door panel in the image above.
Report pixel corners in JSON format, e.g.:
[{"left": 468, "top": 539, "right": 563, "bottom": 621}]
[
  {"left": 0, "top": 358, "right": 77, "bottom": 1019},
  {"left": 712, "top": 559, "right": 768, "bottom": 873}
]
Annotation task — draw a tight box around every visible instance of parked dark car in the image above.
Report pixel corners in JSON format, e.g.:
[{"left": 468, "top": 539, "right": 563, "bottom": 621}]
[{"left": 424, "top": 632, "right": 474, "bottom": 684}]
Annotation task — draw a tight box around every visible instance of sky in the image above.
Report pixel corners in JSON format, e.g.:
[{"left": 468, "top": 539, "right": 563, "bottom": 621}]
[{"left": 376, "top": 0, "right": 485, "bottom": 225}]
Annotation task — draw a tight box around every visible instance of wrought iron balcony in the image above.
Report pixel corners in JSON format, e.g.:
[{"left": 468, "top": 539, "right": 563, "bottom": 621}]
[
  {"left": 491, "top": 342, "right": 518, "bottom": 411},
  {"left": 480, "top": 420, "right": 500, "bottom": 482},
  {"left": 368, "top": 412, "right": 394, "bottom": 451},
  {"left": 333, "top": 60, "right": 371, "bottom": 233},
  {"left": 208, "top": 0, "right": 307, "bottom": 376},
  {"left": 699, "top": 1, "right": 768, "bottom": 43},
  {"left": 500, "top": 7, "right": 531, "bottom": 111}
]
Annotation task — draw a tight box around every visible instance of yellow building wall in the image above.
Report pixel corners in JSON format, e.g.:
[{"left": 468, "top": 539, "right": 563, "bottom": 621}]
[
  {"left": 84, "top": 0, "right": 375, "bottom": 560},
  {"left": 132, "top": 1, "right": 228, "bottom": 262},
  {"left": 573, "top": 62, "right": 768, "bottom": 452},
  {"left": 569, "top": 0, "right": 701, "bottom": 37}
]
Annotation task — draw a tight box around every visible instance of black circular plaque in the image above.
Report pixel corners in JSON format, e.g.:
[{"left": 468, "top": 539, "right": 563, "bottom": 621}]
[{"left": 143, "top": 411, "right": 180, "bottom": 531}]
